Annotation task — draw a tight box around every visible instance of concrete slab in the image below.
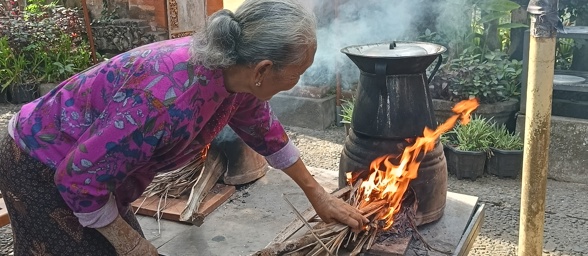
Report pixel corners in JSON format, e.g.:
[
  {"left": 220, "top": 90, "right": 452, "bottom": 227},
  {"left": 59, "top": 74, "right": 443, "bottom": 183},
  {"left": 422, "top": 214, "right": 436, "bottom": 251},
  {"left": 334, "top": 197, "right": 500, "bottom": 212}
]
[
  {"left": 138, "top": 167, "right": 480, "bottom": 256},
  {"left": 406, "top": 192, "right": 479, "bottom": 256},
  {"left": 139, "top": 167, "right": 337, "bottom": 256},
  {"left": 269, "top": 94, "right": 336, "bottom": 130}
]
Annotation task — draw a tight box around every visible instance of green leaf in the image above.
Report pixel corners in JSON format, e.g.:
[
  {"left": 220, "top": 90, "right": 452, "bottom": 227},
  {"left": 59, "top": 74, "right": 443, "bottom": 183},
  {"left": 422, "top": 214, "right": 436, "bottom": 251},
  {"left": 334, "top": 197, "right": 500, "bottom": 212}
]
[
  {"left": 480, "top": 12, "right": 506, "bottom": 23},
  {"left": 480, "top": 0, "right": 520, "bottom": 12}
]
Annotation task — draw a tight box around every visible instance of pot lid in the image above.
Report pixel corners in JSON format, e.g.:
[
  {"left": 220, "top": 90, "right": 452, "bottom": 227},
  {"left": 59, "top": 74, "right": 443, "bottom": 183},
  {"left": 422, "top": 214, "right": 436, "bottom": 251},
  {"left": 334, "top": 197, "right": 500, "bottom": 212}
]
[
  {"left": 341, "top": 41, "right": 446, "bottom": 59},
  {"left": 362, "top": 44, "right": 427, "bottom": 57},
  {"left": 553, "top": 74, "right": 586, "bottom": 85}
]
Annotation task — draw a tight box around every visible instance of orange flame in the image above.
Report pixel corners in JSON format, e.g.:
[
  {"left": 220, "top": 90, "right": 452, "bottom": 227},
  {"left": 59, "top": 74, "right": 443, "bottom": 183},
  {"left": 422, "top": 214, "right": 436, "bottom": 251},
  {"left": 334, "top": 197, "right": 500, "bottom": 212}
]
[
  {"left": 202, "top": 144, "right": 210, "bottom": 158},
  {"left": 350, "top": 98, "right": 479, "bottom": 229}
]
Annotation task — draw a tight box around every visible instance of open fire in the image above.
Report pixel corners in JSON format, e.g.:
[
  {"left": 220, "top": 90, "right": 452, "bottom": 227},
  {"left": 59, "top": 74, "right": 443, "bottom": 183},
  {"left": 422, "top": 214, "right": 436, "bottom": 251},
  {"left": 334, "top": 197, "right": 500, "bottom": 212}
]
[
  {"left": 351, "top": 98, "right": 479, "bottom": 230},
  {"left": 255, "top": 99, "right": 479, "bottom": 256}
]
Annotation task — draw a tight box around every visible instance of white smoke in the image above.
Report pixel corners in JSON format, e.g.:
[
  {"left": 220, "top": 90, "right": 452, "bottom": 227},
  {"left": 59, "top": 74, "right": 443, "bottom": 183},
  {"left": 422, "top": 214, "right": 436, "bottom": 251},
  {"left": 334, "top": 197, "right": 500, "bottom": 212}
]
[
  {"left": 300, "top": 0, "right": 425, "bottom": 89},
  {"left": 298, "top": 0, "right": 473, "bottom": 90}
]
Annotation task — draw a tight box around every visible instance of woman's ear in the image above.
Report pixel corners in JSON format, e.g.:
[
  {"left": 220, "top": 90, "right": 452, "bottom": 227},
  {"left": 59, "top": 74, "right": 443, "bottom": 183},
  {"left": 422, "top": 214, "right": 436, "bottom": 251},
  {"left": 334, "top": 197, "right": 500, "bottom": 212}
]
[{"left": 253, "top": 60, "right": 274, "bottom": 86}]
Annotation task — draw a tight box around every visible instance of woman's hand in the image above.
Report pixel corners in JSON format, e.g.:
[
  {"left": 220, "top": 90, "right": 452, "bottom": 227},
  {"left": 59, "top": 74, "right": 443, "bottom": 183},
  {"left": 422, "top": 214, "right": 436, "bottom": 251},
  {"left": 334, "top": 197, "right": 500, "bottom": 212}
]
[
  {"left": 283, "top": 159, "right": 369, "bottom": 232},
  {"left": 306, "top": 186, "right": 368, "bottom": 232},
  {"left": 96, "top": 215, "right": 158, "bottom": 256}
]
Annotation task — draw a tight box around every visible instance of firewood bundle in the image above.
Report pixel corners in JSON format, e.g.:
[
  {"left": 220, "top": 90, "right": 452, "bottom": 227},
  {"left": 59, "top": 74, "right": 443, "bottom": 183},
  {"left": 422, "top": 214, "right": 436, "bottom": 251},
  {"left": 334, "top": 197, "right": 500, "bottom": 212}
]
[
  {"left": 142, "top": 152, "right": 207, "bottom": 200},
  {"left": 136, "top": 145, "right": 228, "bottom": 224},
  {"left": 254, "top": 182, "right": 419, "bottom": 256}
]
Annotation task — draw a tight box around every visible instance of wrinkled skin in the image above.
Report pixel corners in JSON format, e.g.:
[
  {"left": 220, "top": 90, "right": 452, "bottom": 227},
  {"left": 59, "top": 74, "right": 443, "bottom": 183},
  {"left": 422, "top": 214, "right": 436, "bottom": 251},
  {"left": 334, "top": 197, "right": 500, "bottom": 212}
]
[
  {"left": 284, "top": 159, "right": 368, "bottom": 232},
  {"left": 97, "top": 215, "right": 159, "bottom": 256}
]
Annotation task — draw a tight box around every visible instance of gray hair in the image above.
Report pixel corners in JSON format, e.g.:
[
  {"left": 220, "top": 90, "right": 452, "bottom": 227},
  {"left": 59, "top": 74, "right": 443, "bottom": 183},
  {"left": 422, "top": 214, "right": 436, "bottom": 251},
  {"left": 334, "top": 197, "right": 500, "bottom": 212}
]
[{"left": 190, "top": 0, "right": 317, "bottom": 70}]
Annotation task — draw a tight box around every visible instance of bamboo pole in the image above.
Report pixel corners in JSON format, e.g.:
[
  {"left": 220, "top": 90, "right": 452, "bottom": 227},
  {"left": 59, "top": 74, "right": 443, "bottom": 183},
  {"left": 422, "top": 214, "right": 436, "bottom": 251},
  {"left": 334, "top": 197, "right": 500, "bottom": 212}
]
[{"left": 518, "top": 1, "right": 559, "bottom": 255}]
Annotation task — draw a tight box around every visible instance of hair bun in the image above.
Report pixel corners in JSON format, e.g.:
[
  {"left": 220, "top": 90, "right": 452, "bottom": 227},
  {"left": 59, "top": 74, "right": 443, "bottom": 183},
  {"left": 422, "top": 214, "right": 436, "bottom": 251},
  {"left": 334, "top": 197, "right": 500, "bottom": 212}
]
[
  {"left": 217, "top": 9, "right": 238, "bottom": 22},
  {"left": 201, "top": 9, "right": 242, "bottom": 63}
]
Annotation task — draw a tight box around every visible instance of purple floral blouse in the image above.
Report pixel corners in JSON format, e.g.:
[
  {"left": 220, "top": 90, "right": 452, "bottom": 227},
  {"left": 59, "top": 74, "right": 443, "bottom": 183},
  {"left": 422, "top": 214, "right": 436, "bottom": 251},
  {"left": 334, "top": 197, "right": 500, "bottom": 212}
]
[{"left": 10, "top": 36, "right": 300, "bottom": 228}]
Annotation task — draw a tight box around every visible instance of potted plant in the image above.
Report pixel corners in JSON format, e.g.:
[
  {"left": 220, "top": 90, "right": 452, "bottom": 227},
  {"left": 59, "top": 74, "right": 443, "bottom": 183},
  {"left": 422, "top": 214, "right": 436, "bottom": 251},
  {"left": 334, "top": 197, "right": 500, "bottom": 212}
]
[
  {"left": 0, "top": 36, "right": 11, "bottom": 102},
  {"left": 0, "top": 3, "right": 93, "bottom": 100},
  {"left": 339, "top": 98, "right": 354, "bottom": 135},
  {"left": 431, "top": 48, "right": 522, "bottom": 127},
  {"left": 2, "top": 48, "right": 39, "bottom": 104},
  {"left": 441, "top": 115, "right": 493, "bottom": 180},
  {"left": 486, "top": 124, "right": 523, "bottom": 178},
  {"left": 426, "top": 0, "right": 527, "bottom": 129}
]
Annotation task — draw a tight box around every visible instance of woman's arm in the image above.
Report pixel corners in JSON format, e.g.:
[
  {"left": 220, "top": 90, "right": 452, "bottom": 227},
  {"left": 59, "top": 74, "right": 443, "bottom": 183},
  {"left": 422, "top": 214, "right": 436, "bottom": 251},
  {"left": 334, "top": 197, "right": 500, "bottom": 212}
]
[
  {"left": 283, "top": 158, "right": 369, "bottom": 232},
  {"left": 97, "top": 215, "right": 158, "bottom": 255},
  {"left": 229, "top": 95, "right": 367, "bottom": 230}
]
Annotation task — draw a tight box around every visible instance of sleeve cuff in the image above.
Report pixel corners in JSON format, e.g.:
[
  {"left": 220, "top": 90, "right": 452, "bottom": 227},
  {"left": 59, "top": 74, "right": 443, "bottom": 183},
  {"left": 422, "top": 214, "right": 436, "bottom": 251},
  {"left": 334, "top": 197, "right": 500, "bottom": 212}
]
[
  {"left": 73, "top": 194, "right": 118, "bottom": 228},
  {"left": 265, "top": 140, "right": 300, "bottom": 170}
]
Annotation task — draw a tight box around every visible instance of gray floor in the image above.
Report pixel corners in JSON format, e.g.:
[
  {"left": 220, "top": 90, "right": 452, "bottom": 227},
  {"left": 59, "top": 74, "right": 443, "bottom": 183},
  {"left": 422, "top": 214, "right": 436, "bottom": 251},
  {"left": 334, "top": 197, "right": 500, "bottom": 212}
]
[
  {"left": 138, "top": 167, "right": 480, "bottom": 256},
  {"left": 139, "top": 167, "right": 336, "bottom": 256}
]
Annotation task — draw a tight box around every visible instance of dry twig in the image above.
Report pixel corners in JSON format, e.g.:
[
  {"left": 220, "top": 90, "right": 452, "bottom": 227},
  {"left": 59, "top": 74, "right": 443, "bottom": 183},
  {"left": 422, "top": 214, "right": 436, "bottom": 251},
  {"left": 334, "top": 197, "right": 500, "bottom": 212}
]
[{"left": 255, "top": 183, "right": 423, "bottom": 256}]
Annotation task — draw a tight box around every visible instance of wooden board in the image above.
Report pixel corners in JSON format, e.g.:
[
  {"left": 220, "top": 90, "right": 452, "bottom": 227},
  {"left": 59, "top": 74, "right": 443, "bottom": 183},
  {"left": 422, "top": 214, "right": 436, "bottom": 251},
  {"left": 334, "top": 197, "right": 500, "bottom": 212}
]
[
  {"left": 132, "top": 183, "right": 235, "bottom": 226},
  {"left": 0, "top": 198, "right": 10, "bottom": 227},
  {"left": 364, "top": 236, "right": 413, "bottom": 256}
]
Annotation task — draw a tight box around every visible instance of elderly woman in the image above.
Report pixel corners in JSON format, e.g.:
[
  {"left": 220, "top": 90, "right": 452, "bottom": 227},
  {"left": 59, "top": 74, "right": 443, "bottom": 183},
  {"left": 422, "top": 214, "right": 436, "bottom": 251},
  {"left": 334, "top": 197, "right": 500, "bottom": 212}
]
[{"left": 0, "top": 0, "right": 368, "bottom": 255}]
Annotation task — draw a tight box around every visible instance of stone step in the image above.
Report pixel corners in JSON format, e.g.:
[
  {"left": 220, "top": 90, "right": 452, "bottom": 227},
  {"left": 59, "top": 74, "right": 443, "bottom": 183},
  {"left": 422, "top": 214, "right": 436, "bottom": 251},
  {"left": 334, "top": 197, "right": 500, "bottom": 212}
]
[{"left": 145, "top": 31, "right": 169, "bottom": 41}]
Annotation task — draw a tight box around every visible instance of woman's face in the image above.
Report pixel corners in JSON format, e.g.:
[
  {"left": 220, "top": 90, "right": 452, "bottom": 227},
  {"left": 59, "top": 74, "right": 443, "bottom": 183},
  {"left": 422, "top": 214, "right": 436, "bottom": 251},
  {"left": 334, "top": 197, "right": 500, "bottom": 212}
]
[{"left": 253, "top": 44, "right": 317, "bottom": 101}]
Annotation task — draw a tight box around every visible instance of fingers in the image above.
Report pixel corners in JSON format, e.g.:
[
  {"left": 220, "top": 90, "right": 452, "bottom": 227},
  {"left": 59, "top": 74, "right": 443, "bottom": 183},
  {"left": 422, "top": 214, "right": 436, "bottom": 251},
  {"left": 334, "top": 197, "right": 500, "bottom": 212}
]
[{"left": 333, "top": 200, "right": 369, "bottom": 232}]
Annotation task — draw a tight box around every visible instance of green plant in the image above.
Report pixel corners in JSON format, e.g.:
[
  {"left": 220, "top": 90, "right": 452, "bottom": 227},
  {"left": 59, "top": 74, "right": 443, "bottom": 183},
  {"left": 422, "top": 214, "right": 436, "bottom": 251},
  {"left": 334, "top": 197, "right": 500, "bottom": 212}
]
[
  {"left": 556, "top": 38, "right": 575, "bottom": 70},
  {"left": 442, "top": 115, "right": 494, "bottom": 151},
  {"left": 339, "top": 99, "right": 354, "bottom": 124},
  {"left": 432, "top": 47, "right": 522, "bottom": 103},
  {"left": 472, "top": 0, "right": 528, "bottom": 51},
  {"left": 0, "top": 3, "right": 91, "bottom": 85},
  {"left": 490, "top": 124, "right": 523, "bottom": 150},
  {"left": 2, "top": 51, "right": 30, "bottom": 89},
  {"left": 0, "top": 36, "right": 12, "bottom": 90}
]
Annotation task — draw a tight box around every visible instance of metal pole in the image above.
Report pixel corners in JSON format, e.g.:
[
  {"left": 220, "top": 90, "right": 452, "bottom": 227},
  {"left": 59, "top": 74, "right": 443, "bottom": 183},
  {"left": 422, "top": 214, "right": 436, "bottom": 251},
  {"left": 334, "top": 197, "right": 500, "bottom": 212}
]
[{"left": 519, "top": 0, "right": 559, "bottom": 255}]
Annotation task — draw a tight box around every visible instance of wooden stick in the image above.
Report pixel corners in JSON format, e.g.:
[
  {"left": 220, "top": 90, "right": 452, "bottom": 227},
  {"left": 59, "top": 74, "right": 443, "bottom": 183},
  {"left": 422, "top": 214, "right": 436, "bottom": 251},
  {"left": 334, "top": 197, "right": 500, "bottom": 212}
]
[
  {"left": 179, "top": 147, "right": 226, "bottom": 221},
  {"left": 270, "top": 187, "right": 351, "bottom": 244},
  {"left": 283, "top": 194, "right": 334, "bottom": 256},
  {"left": 80, "top": 0, "right": 98, "bottom": 64},
  {"left": 253, "top": 233, "right": 325, "bottom": 256}
]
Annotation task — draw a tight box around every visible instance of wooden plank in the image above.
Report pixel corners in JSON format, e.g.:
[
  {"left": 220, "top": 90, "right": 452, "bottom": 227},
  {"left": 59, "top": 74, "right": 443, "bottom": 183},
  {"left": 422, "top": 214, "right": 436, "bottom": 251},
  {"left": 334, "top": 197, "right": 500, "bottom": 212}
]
[
  {"left": 131, "top": 183, "right": 235, "bottom": 226},
  {"left": 0, "top": 198, "right": 10, "bottom": 227},
  {"left": 365, "top": 236, "right": 413, "bottom": 256}
]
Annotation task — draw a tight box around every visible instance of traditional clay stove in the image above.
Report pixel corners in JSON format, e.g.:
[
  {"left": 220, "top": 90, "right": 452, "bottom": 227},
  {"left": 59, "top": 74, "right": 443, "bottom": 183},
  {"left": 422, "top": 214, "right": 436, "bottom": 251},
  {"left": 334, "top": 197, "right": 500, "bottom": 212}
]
[{"left": 339, "top": 41, "right": 447, "bottom": 226}]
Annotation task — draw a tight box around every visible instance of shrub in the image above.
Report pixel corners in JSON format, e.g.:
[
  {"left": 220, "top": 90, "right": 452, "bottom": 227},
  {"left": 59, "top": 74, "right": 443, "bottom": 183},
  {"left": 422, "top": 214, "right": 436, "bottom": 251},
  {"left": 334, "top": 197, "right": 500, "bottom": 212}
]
[
  {"left": 442, "top": 115, "right": 494, "bottom": 151},
  {"left": 0, "top": 3, "right": 91, "bottom": 85},
  {"left": 432, "top": 47, "right": 522, "bottom": 104},
  {"left": 490, "top": 124, "right": 523, "bottom": 150}
]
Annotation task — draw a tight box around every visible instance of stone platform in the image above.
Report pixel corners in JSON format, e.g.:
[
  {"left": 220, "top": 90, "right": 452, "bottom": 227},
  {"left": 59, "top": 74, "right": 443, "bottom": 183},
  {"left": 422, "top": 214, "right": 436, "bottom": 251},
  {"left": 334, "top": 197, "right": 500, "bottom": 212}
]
[
  {"left": 516, "top": 114, "right": 588, "bottom": 184},
  {"left": 138, "top": 167, "right": 483, "bottom": 256}
]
